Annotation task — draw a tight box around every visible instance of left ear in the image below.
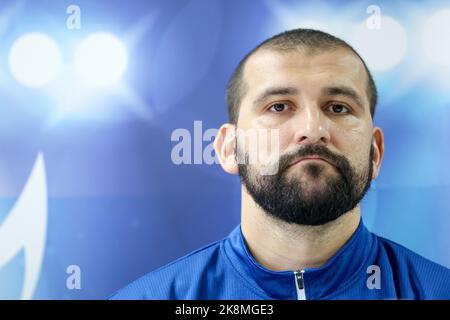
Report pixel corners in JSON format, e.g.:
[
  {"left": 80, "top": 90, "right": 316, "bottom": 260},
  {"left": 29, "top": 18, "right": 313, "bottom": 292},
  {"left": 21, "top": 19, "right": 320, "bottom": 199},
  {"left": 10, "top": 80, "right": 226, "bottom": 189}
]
[
  {"left": 371, "top": 126, "right": 384, "bottom": 179},
  {"left": 213, "top": 123, "right": 239, "bottom": 175}
]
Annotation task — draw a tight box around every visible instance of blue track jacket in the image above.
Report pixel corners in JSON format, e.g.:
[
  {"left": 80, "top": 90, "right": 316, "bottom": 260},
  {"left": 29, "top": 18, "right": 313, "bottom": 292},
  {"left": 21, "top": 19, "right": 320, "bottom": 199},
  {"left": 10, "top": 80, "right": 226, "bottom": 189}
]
[{"left": 110, "top": 219, "right": 450, "bottom": 299}]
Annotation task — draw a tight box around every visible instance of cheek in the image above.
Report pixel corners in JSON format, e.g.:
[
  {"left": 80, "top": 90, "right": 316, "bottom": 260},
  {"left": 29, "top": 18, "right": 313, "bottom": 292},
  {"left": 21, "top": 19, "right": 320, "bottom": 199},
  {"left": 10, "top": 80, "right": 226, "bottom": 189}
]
[
  {"left": 240, "top": 118, "right": 288, "bottom": 156},
  {"left": 331, "top": 127, "right": 359, "bottom": 149},
  {"left": 235, "top": 126, "right": 283, "bottom": 163},
  {"left": 330, "top": 126, "right": 372, "bottom": 165},
  {"left": 267, "top": 126, "right": 295, "bottom": 153}
]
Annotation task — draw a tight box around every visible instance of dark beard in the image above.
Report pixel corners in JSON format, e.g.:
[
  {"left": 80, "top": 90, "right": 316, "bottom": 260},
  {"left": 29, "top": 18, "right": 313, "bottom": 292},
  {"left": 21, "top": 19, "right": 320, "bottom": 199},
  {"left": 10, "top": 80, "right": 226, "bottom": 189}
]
[{"left": 238, "top": 144, "right": 374, "bottom": 226}]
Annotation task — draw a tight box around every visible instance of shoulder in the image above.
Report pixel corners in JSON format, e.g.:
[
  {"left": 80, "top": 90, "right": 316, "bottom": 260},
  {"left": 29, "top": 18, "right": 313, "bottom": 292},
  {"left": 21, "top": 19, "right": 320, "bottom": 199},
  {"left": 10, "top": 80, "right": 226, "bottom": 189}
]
[
  {"left": 375, "top": 234, "right": 450, "bottom": 299},
  {"left": 108, "top": 238, "right": 225, "bottom": 300}
]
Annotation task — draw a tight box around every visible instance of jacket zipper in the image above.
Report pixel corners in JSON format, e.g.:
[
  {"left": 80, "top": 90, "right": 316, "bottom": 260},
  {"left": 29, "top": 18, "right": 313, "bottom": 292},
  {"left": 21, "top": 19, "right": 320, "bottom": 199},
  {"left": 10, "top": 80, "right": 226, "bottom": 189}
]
[{"left": 294, "top": 270, "right": 306, "bottom": 300}]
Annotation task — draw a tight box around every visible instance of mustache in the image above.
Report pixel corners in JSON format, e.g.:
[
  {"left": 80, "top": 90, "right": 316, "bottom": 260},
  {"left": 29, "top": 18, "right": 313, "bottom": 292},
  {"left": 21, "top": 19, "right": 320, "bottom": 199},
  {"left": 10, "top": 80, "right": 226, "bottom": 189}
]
[{"left": 277, "top": 144, "right": 353, "bottom": 176}]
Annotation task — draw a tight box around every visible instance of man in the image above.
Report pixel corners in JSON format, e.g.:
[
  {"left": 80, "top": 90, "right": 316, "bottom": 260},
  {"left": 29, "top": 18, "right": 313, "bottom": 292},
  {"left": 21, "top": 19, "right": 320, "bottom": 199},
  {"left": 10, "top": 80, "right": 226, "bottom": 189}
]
[{"left": 110, "top": 29, "right": 450, "bottom": 299}]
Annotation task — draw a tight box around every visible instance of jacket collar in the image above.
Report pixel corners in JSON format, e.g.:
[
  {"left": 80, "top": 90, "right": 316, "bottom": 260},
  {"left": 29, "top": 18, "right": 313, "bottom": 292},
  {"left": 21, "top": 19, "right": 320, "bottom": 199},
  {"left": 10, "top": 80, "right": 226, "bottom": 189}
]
[{"left": 222, "top": 218, "right": 375, "bottom": 299}]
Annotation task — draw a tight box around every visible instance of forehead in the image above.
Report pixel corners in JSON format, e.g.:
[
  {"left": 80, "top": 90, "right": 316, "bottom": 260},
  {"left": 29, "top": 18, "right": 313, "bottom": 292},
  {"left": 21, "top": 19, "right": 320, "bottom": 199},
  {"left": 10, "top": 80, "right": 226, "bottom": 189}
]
[{"left": 242, "top": 48, "right": 369, "bottom": 105}]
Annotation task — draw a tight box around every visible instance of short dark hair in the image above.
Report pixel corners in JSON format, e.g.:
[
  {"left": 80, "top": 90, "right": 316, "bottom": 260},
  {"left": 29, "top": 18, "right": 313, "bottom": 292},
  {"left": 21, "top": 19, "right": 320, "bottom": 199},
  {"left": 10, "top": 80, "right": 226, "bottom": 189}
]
[{"left": 226, "top": 29, "right": 377, "bottom": 124}]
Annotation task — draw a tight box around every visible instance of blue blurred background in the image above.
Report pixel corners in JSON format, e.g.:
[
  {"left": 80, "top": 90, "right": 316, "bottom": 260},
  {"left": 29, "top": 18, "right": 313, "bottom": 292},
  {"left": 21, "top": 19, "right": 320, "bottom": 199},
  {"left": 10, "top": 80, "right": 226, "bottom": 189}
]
[{"left": 0, "top": 0, "right": 449, "bottom": 299}]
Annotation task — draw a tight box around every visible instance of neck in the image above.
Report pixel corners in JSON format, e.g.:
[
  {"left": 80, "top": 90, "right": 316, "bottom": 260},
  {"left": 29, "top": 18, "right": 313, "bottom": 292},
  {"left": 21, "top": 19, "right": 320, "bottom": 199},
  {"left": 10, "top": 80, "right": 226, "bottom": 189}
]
[{"left": 240, "top": 187, "right": 361, "bottom": 271}]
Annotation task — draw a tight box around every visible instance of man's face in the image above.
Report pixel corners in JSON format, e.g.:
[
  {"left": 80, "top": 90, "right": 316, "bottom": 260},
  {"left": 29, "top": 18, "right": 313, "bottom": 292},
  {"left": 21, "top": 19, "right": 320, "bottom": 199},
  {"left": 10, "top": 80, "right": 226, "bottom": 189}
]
[{"left": 235, "top": 48, "right": 380, "bottom": 226}]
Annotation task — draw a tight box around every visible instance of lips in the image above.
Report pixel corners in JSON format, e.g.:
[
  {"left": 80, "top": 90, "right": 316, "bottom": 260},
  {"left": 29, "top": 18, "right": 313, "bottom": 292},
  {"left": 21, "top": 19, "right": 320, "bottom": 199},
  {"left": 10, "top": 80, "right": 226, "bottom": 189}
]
[{"left": 288, "top": 156, "right": 335, "bottom": 168}]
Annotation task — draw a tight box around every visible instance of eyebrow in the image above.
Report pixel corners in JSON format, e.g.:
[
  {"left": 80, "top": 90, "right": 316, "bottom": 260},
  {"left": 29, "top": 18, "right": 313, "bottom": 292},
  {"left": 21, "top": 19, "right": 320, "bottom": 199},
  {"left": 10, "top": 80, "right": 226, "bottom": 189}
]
[
  {"left": 322, "top": 86, "right": 365, "bottom": 111},
  {"left": 253, "top": 86, "right": 299, "bottom": 109}
]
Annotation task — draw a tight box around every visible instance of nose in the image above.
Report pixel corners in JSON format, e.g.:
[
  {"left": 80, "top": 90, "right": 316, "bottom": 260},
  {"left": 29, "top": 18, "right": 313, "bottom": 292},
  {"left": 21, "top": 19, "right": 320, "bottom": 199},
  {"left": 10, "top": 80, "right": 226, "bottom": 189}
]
[{"left": 293, "top": 105, "right": 331, "bottom": 146}]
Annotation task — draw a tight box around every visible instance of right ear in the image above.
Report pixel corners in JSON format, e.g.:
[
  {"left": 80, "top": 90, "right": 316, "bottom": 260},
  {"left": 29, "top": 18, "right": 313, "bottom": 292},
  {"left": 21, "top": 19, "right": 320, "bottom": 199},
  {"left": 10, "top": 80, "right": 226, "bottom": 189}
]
[{"left": 214, "top": 123, "right": 239, "bottom": 175}]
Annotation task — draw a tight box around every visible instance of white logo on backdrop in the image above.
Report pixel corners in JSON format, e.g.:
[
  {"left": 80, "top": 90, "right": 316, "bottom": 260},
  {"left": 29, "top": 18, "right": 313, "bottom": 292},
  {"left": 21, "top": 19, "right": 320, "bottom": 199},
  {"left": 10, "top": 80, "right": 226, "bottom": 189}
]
[{"left": 0, "top": 153, "right": 48, "bottom": 299}]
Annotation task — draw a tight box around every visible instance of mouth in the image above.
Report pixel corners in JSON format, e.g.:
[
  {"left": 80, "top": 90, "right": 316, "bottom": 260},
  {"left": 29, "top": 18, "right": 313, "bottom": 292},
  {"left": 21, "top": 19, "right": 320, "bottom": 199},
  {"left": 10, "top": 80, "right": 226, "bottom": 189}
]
[{"left": 288, "top": 156, "right": 335, "bottom": 168}]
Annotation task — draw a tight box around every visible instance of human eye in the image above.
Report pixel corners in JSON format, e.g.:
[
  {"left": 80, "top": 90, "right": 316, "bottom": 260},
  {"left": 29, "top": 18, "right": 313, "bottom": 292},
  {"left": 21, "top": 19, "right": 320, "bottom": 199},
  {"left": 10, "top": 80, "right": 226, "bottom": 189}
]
[
  {"left": 268, "top": 103, "right": 290, "bottom": 113},
  {"left": 327, "top": 103, "right": 351, "bottom": 114}
]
